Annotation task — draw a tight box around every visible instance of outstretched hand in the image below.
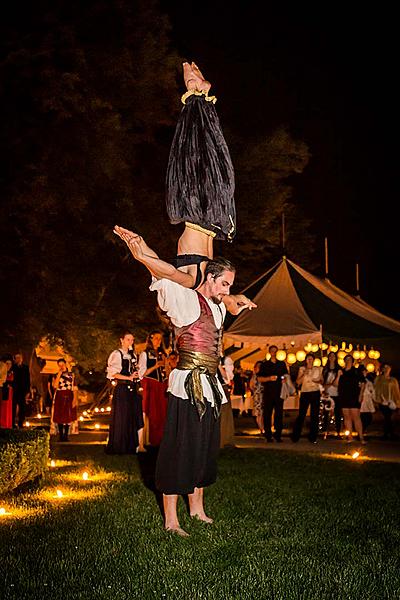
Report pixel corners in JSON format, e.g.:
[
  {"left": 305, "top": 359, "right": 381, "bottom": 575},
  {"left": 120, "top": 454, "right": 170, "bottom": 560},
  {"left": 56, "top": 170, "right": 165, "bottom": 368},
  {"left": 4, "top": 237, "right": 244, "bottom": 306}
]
[
  {"left": 113, "top": 225, "right": 145, "bottom": 261},
  {"left": 223, "top": 294, "right": 257, "bottom": 316}
]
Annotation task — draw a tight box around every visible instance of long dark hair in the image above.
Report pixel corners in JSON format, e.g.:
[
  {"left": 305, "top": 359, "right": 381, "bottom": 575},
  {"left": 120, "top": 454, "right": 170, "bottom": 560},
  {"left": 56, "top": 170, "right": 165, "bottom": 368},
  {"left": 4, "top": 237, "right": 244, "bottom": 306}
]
[
  {"left": 145, "top": 330, "right": 167, "bottom": 356},
  {"left": 323, "top": 352, "right": 340, "bottom": 381}
]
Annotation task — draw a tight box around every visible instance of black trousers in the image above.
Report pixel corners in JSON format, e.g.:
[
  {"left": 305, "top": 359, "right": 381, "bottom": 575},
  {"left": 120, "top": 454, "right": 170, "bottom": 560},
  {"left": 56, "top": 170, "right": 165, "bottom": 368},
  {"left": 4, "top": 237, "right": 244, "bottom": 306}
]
[
  {"left": 155, "top": 394, "right": 220, "bottom": 495},
  {"left": 292, "top": 391, "right": 320, "bottom": 442},
  {"left": 361, "top": 412, "right": 373, "bottom": 433},
  {"left": 12, "top": 391, "right": 26, "bottom": 428},
  {"left": 263, "top": 392, "right": 284, "bottom": 440},
  {"left": 379, "top": 405, "right": 395, "bottom": 438}
]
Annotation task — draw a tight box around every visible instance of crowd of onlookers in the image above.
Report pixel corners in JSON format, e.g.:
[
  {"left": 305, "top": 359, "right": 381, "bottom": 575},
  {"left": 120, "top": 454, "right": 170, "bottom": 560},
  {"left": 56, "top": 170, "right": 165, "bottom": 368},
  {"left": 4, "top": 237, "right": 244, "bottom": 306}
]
[
  {"left": 226, "top": 346, "right": 400, "bottom": 443},
  {"left": 0, "top": 353, "right": 31, "bottom": 429}
]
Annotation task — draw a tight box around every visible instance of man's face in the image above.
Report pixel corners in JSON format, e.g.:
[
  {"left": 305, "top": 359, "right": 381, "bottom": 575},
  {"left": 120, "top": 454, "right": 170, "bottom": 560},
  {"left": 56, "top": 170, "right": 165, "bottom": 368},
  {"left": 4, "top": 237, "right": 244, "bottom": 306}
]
[
  {"left": 270, "top": 347, "right": 277, "bottom": 358},
  {"left": 14, "top": 354, "right": 23, "bottom": 365},
  {"left": 208, "top": 270, "right": 235, "bottom": 303},
  {"left": 58, "top": 361, "right": 67, "bottom": 372}
]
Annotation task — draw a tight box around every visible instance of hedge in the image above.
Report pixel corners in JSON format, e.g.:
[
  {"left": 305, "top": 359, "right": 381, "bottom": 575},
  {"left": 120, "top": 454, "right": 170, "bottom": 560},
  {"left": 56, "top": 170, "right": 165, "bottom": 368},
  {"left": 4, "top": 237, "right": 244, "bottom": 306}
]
[{"left": 0, "top": 428, "right": 50, "bottom": 494}]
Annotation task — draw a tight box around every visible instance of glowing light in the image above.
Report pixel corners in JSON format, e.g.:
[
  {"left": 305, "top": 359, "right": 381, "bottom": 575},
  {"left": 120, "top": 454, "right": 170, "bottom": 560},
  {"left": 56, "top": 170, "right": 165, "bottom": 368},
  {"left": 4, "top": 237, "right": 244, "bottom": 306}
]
[
  {"left": 352, "top": 452, "right": 360, "bottom": 459},
  {"left": 276, "top": 350, "right": 287, "bottom": 361},
  {"left": 337, "top": 351, "right": 346, "bottom": 360},
  {"left": 36, "top": 413, "right": 42, "bottom": 419},
  {"left": 287, "top": 353, "right": 297, "bottom": 365},
  {"left": 341, "top": 342, "right": 346, "bottom": 350},
  {"left": 83, "top": 411, "right": 88, "bottom": 416},
  {"left": 329, "top": 345, "right": 338, "bottom": 353},
  {"left": 106, "top": 406, "right": 111, "bottom": 412},
  {"left": 338, "top": 358, "right": 345, "bottom": 367},
  {"left": 100, "top": 408, "right": 105, "bottom": 413},
  {"left": 366, "top": 363, "right": 375, "bottom": 373},
  {"left": 94, "top": 423, "right": 100, "bottom": 430},
  {"left": 111, "top": 380, "right": 117, "bottom": 386},
  {"left": 353, "top": 350, "right": 361, "bottom": 361},
  {"left": 345, "top": 344, "right": 353, "bottom": 353},
  {"left": 56, "top": 490, "right": 63, "bottom": 498},
  {"left": 311, "top": 344, "right": 319, "bottom": 353},
  {"left": 94, "top": 408, "right": 99, "bottom": 413},
  {"left": 79, "top": 416, "right": 84, "bottom": 421},
  {"left": 265, "top": 352, "right": 271, "bottom": 361},
  {"left": 374, "top": 350, "right": 380, "bottom": 359},
  {"left": 296, "top": 350, "right": 306, "bottom": 362},
  {"left": 321, "top": 343, "right": 329, "bottom": 351},
  {"left": 313, "top": 358, "right": 321, "bottom": 367},
  {"left": 82, "top": 472, "right": 89, "bottom": 480},
  {"left": 0, "top": 507, "right": 6, "bottom": 515},
  {"left": 25, "top": 421, "right": 30, "bottom": 427},
  {"left": 322, "top": 357, "right": 328, "bottom": 366},
  {"left": 50, "top": 460, "right": 56, "bottom": 467},
  {"left": 304, "top": 342, "right": 313, "bottom": 352},
  {"left": 359, "top": 351, "right": 366, "bottom": 360},
  {"left": 344, "top": 430, "right": 350, "bottom": 437}
]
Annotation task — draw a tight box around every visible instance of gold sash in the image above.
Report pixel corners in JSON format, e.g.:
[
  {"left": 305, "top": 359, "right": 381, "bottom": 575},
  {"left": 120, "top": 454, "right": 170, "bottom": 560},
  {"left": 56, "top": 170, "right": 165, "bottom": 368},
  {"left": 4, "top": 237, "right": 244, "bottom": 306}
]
[{"left": 177, "top": 350, "right": 223, "bottom": 420}]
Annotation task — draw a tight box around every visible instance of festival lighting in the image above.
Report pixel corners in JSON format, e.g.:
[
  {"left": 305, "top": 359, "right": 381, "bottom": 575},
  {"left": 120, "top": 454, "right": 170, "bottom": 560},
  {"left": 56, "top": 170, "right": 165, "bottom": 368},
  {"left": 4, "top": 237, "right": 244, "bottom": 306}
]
[
  {"left": 321, "top": 343, "right": 329, "bottom": 351},
  {"left": 56, "top": 490, "right": 63, "bottom": 498},
  {"left": 322, "top": 357, "right": 328, "bottom": 366},
  {"left": 50, "top": 460, "right": 56, "bottom": 467},
  {"left": 338, "top": 358, "right": 345, "bottom": 367},
  {"left": 82, "top": 472, "right": 89, "bottom": 480},
  {"left": 83, "top": 411, "right": 88, "bottom": 416},
  {"left": 36, "top": 413, "right": 42, "bottom": 419},
  {"left": 106, "top": 407, "right": 111, "bottom": 412},
  {"left": 304, "top": 342, "right": 313, "bottom": 352},
  {"left": 353, "top": 350, "right": 361, "bottom": 361},
  {"left": 311, "top": 344, "right": 319, "bottom": 353},
  {"left": 352, "top": 452, "right": 360, "bottom": 459},
  {"left": 276, "top": 350, "right": 287, "bottom": 361},
  {"left": 296, "top": 350, "right": 306, "bottom": 362},
  {"left": 344, "top": 430, "right": 350, "bottom": 437},
  {"left": 100, "top": 408, "right": 105, "bottom": 413},
  {"left": 287, "top": 353, "right": 297, "bottom": 365},
  {"left": 94, "top": 423, "right": 100, "bottom": 429},
  {"left": 359, "top": 351, "right": 366, "bottom": 360},
  {"left": 313, "top": 358, "right": 321, "bottom": 367},
  {"left": 337, "top": 351, "right": 346, "bottom": 360},
  {"left": 94, "top": 408, "right": 99, "bottom": 413},
  {"left": 79, "top": 416, "right": 84, "bottom": 421},
  {"left": 25, "top": 421, "right": 30, "bottom": 427},
  {"left": 366, "top": 363, "right": 375, "bottom": 373},
  {"left": 329, "top": 344, "right": 338, "bottom": 353},
  {"left": 265, "top": 352, "right": 271, "bottom": 361},
  {"left": 0, "top": 507, "right": 6, "bottom": 515}
]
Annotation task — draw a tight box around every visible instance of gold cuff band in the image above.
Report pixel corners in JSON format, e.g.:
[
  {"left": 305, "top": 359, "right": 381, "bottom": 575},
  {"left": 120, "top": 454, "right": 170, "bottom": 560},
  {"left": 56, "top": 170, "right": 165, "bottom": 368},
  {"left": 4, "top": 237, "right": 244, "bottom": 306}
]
[
  {"left": 181, "top": 89, "right": 217, "bottom": 105},
  {"left": 185, "top": 222, "right": 216, "bottom": 238}
]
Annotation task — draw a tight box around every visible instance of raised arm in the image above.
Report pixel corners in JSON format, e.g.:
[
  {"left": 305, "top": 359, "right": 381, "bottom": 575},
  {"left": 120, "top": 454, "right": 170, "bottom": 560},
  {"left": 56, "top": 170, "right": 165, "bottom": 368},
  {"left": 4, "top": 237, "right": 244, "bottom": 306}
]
[{"left": 114, "top": 226, "right": 195, "bottom": 288}]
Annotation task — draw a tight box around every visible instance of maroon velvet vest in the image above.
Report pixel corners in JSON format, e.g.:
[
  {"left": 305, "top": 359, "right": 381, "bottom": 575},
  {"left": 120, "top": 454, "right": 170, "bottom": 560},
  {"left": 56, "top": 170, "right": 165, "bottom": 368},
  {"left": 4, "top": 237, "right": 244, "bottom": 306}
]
[{"left": 175, "top": 292, "right": 221, "bottom": 358}]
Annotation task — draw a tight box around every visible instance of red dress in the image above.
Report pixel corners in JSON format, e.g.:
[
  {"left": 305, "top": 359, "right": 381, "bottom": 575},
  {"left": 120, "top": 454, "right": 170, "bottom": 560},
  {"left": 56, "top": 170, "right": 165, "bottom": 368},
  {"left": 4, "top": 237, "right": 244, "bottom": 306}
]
[
  {"left": 140, "top": 351, "right": 168, "bottom": 446},
  {"left": 0, "top": 371, "right": 13, "bottom": 428},
  {"left": 53, "top": 372, "right": 76, "bottom": 424}
]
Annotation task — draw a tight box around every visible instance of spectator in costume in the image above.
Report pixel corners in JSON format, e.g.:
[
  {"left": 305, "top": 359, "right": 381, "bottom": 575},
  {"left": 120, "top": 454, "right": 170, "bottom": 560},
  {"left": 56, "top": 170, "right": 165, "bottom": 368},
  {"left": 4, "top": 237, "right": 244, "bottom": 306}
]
[
  {"left": 106, "top": 332, "right": 145, "bottom": 454},
  {"left": 139, "top": 330, "right": 168, "bottom": 447},
  {"left": 0, "top": 355, "right": 14, "bottom": 429},
  {"left": 52, "top": 358, "right": 76, "bottom": 442}
]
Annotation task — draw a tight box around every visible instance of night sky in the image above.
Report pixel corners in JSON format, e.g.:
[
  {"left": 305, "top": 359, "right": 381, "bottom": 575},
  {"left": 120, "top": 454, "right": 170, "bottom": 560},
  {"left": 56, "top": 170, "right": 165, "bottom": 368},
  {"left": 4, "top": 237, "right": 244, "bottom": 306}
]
[
  {"left": 1, "top": 2, "right": 399, "bottom": 332},
  {"left": 162, "top": 3, "right": 399, "bottom": 318}
]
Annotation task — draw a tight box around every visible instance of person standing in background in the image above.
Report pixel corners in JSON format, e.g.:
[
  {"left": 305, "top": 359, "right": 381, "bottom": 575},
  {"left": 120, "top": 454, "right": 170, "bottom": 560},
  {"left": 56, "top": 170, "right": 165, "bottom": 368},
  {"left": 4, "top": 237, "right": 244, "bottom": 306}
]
[
  {"left": 12, "top": 352, "right": 30, "bottom": 428},
  {"left": 292, "top": 353, "right": 323, "bottom": 444},
  {"left": 138, "top": 330, "right": 168, "bottom": 447},
  {"left": 257, "top": 346, "right": 288, "bottom": 442},
  {"left": 218, "top": 350, "right": 235, "bottom": 447},
  {"left": 374, "top": 362, "right": 400, "bottom": 440}
]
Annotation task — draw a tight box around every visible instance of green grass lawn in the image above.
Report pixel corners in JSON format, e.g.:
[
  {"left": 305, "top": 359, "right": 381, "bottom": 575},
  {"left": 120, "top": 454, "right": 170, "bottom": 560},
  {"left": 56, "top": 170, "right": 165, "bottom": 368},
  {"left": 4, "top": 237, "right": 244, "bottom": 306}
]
[{"left": 0, "top": 443, "right": 399, "bottom": 600}]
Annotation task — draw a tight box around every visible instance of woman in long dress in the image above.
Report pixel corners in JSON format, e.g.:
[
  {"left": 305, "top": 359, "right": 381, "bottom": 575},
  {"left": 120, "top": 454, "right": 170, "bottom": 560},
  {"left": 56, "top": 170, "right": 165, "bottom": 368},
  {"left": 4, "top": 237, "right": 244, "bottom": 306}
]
[
  {"left": 52, "top": 358, "right": 77, "bottom": 442},
  {"left": 106, "top": 332, "right": 144, "bottom": 454},
  {"left": 138, "top": 331, "right": 168, "bottom": 447},
  {"left": 0, "top": 358, "right": 14, "bottom": 429}
]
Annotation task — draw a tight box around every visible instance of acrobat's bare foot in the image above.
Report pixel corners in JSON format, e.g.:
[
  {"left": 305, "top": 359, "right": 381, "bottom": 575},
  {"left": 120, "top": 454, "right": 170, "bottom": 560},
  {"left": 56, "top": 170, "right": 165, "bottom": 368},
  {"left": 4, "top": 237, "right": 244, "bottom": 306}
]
[
  {"left": 190, "top": 512, "right": 214, "bottom": 524},
  {"left": 183, "top": 61, "right": 211, "bottom": 94},
  {"left": 165, "top": 526, "right": 190, "bottom": 537}
]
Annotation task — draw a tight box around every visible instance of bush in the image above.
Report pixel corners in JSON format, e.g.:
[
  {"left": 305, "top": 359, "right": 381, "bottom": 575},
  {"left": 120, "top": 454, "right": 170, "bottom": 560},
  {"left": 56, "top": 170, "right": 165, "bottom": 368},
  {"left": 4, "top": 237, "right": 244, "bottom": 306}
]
[{"left": 0, "top": 428, "right": 50, "bottom": 494}]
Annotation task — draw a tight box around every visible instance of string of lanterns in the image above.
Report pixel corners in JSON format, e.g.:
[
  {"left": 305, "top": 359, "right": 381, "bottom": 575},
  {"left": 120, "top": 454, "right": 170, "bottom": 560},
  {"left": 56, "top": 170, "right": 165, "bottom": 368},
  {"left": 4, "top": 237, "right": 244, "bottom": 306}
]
[{"left": 265, "top": 342, "right": 380, "bottom": 371}]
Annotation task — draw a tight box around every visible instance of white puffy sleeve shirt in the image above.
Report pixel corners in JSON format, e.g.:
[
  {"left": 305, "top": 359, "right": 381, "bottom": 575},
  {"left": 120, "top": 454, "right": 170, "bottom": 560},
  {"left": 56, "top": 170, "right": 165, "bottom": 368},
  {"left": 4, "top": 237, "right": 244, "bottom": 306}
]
[{"left": 149, "top": 278, "right": 227, "bottom": 405}]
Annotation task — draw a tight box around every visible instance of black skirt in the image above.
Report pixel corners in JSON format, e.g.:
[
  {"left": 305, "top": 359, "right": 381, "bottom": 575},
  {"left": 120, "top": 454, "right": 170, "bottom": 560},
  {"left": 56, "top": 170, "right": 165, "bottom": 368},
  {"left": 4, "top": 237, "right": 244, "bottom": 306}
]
[
  {"left": 106, "top": 383, "right": 144, "bottom": 455},
  {"left": 166, "top": 94, "right": 236, "bottom": 241},
  {"left": 155, "top": 393, "right": 221, "bottom": 495}
]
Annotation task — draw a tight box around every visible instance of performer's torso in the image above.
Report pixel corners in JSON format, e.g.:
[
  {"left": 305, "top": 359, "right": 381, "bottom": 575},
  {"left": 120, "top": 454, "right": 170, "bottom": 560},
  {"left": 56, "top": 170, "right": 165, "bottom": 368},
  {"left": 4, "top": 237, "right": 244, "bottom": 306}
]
[{"left": 175, "top": 292, "right": 222, "bottom": 358}]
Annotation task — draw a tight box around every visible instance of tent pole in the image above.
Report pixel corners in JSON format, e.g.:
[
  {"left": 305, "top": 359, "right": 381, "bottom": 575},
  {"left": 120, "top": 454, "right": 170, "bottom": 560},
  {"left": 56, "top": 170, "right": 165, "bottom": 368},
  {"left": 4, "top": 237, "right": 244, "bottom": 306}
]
[
  {"left": 282, "top": 212, "right": 286, "bottom": 255},
  {"left": 320, "top": 324, "right": 323, "bottom": 363},
  {"left": 324, "top": 237, "right": 329, "bottom": 278},
  {"left": 356, "top": 263, "right": 360, "bottom": 297}
]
